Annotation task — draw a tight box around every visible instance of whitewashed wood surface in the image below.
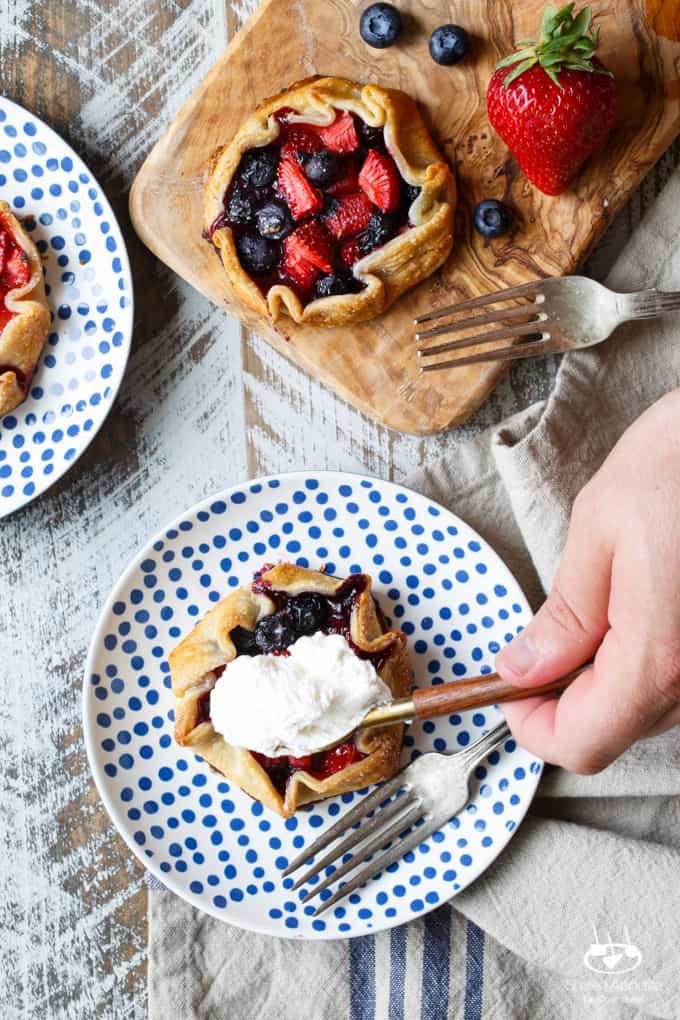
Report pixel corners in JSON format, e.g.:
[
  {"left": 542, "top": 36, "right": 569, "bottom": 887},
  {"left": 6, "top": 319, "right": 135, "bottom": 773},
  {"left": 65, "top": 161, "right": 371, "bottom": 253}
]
[{"left": 1, "top": 1, "right": 678, "bottom": 1017}]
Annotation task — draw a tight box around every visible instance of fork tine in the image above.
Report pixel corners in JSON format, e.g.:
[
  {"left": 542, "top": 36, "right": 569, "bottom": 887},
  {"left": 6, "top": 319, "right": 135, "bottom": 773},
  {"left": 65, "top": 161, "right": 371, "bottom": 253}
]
[
  {"left": 421, "top": 335, "right": 561, "bottom": 371},
  {"left": 291, "top": 790, "right": 420, "bottom": 890},
  {"left": 302, "top": 801, "right": 424, "bottom": 903},
  {"left": 282, "top": 772, "right": 407, "bottom": 877},
  {"left": 414, "top": 280, "right": 544, "bottom": 325},
  {"left": 415, "top": 302, "right": 541, "bottom": 342},
  {"left": 313, "top": 821, "right": 440, "bottom": 916},
  {"left": 417, "top": 320, "right": 547, "bottom": 359}
]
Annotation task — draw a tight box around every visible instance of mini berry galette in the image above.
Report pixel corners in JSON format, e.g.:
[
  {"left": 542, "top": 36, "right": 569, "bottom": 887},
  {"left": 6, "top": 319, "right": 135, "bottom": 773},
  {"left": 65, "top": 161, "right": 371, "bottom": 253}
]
[
  {"left": 204, "top": 76, "right": 456, "bottom": 327},
  {"left": 0, "top": 202, "right": 50, "bottom": 416},
  {"left": 169, "top": 563, "right": 413, "bottom": 818}
]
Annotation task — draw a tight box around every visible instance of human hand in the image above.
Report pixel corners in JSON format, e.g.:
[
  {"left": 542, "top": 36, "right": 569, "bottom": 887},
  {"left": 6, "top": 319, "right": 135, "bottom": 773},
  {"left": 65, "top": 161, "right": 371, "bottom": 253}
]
[{"left": 495, "top": 389, "right": 680, "bottom": 774}]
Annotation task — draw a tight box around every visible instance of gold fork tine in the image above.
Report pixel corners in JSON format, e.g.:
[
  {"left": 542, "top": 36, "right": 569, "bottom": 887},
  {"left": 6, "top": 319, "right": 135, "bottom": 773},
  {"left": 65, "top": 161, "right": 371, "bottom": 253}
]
[
  {"left": 413, "top": 280, "right": 544, "bottom": 325},
  {"left": 420, "top": 335, "right": 561, "bottom": 371}
]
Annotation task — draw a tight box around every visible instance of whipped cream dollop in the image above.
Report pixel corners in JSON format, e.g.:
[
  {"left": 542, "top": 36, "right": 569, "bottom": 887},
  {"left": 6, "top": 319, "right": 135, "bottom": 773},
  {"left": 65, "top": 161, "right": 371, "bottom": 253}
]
[{"left": 209, "top": 632, "right": 392, "bottom": 757}]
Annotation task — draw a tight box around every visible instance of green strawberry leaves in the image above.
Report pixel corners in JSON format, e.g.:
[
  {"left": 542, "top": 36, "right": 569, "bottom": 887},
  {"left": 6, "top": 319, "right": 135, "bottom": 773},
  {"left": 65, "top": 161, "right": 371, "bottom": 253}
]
[{"left": 498, "top": 3, "right": 613, "bottom": 89}]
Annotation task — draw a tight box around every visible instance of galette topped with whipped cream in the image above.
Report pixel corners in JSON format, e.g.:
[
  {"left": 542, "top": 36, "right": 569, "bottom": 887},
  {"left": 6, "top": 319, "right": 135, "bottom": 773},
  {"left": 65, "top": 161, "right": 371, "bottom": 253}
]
[
  {"left": 0, "top": 201, "right": 50, "bottom": 415},
  {"left": 204, "top": 76, "right": 456, "bottom": 327},
  {"left": 169, "top": 563, "right": 413, "bottom": 818}
]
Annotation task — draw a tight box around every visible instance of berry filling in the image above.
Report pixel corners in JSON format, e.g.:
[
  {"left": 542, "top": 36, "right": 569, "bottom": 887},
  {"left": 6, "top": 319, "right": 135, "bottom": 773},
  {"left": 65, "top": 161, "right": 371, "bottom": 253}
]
[
  {"left": 210, "top": 110, "right": 421, "bottom": 305},
  {"left": 252, "top": 740, "right": 365, "bottom": 796},
  {"left": 0, "top": 218, "right": 32, "bottom": 333},
  {"left": 199, "top": 571, "right": 396, "bottom": 794}
]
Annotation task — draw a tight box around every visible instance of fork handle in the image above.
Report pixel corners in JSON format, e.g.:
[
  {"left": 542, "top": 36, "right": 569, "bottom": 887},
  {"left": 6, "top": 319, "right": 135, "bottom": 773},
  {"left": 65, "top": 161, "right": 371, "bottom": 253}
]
[{"left": 412, "top": 665, "right": 587, "bottom": 719}]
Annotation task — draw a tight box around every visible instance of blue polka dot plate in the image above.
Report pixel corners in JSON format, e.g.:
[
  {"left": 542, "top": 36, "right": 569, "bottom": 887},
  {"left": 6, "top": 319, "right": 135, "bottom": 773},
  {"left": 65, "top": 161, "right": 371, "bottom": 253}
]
[
  {"left": 84, "top": 472, "right": 541, "bottom": 939},
  {"left": 0, "top": 97, "right": 133, "bottom": 518}
]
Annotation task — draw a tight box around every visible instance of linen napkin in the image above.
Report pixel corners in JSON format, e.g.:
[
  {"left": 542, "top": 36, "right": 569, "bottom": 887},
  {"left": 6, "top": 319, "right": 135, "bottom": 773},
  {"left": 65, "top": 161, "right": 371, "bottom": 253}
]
[{"left": 149, "top": 168, "right": 680, "bottom": 1020}]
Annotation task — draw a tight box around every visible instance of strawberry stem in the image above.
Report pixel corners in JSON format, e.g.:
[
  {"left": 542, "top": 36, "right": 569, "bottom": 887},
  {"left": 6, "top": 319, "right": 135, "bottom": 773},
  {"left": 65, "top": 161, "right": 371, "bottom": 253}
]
[{"left": 498, "top": 3, "right": 612, "bottom": 89}]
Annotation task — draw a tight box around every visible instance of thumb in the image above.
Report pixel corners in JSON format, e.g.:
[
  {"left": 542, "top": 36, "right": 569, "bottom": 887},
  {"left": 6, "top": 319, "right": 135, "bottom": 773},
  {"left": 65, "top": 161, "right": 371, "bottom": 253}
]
[{"left": 496, "top": 502, "right": 613, "bottom": 687}]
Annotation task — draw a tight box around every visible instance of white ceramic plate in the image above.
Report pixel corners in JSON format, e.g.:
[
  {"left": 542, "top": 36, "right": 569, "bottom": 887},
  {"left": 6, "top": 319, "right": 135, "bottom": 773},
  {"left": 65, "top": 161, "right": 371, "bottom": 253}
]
[
  {"left": 84, "top": 471, "right": 540, "bottom": 939},
  {"left": 0, "top": 96, "right": 133, "bottom": 518}
]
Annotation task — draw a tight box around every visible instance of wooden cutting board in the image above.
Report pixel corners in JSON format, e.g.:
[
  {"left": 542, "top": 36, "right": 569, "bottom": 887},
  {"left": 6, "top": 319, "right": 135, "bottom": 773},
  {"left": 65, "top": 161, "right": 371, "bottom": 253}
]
[{"left": 129, "top": 0, "right": 680, "bottom": 436}]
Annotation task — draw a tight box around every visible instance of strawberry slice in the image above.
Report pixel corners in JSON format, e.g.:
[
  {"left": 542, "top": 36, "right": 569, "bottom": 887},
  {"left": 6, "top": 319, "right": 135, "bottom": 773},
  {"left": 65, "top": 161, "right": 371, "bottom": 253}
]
[
  {"left": 340, "top": 238, "right": 364, "bottom": 267},
  {"left": 326, "top": 159, "right": 359, "bottom": 196},
  {"left": 288, "top": 754, "right": 313, "bottom": 770},
  {"left": 322, "top": 192, "right": 373, "bottom": 241},
  {"left": 277, "top": 156, "right": 323, "bottom": 220},
  {"left": 0, "top": 231, "right": 8, "bottom": 275},
  {"left": 282, "top": 222, "right": 333, "bottom": 291},
  {"left": 319, "top": 111, "right": 360, "bottom": 154},
  {"left": 316, "top": 741, "right": 364, "bottom": 777},
  {"left": 2, "top": 246, "right": 30, "bottom": 290},
  {"left": 280, "top": 125, "right": 323, "bottom": 162},
  {"left": 359, "top": 149, "right": 401, "bottom": 213},
  {"left": 286, "top": 221, "right": 334, "bottom": 272},
  {"left": 281, "top": 244, "right": 319, "bottom": 292}
]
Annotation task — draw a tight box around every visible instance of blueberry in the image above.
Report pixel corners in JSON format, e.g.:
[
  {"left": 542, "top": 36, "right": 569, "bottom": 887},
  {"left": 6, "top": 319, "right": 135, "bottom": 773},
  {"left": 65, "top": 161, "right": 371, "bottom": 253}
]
[
  {"left": 356, "top": 119, "right": 385, "bottom": 150},
  {"left": 473, "top": 199, "right": 512, "bottom": 239},
  {"left": 314, "top": 274, "right": 353, "bottom": 299},
  {"left": 304, "top": 150, "right": 339, "bottom": 186},
  {"left": 359, "top": 3, "right": 402, "bottom": 48},
  {"left": 360, "top": 211, "right": 399, "bottom": 254},
  {"left": 230, "top": 626, "right": 258, "bottom": 656},
  {"left": 226, "top": 190, "right": 256, "bottom": 226},
  {"left": 288, "top": 594, "right": 328, "bottom": 634},
  {"left": 404, "top": 184, "right": 421, "bottom": 207},
  {"left": 429, "top": 24, "right": 470, "bottom": 66},
  {"left": 236, "top": 234, "right": 280, "bottom": 273},
  {"left": 254, "top": 613, "right": 296, "bottom": 653},
  {"left": 256, "top": 201, "right": 293, "bottom": 240},
  {"left": 238, "top": 146, "right": 279, "bottom": 189}
]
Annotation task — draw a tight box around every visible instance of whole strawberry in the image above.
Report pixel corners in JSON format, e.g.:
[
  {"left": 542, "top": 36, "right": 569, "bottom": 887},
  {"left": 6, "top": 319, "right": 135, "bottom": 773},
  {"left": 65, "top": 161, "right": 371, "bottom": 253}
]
[{"left": 486, "top": 4, "right": 617, "bottom": 196}]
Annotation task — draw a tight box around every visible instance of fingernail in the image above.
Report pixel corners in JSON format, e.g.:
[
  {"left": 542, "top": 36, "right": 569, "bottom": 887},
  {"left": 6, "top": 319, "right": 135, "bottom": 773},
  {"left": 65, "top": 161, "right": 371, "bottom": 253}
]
[{"left": 498, "top": 630, "right": 539, "bottom": 678}]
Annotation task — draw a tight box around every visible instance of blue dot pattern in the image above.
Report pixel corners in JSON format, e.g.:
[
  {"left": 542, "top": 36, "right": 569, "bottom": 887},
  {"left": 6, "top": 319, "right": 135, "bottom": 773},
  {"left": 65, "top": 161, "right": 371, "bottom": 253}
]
[
  {"left": 85, "top": 473, "right": 541, "bottom": 939},
  {"left": 0, "top": 98, "right": 132, "bottom": 517}
]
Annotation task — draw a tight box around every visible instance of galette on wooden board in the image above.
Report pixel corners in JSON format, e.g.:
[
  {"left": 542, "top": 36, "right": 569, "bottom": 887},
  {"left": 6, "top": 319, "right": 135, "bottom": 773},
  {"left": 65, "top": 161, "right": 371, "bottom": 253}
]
[{"left": 204, "top": 76, "right": 456, "bottom": 327}]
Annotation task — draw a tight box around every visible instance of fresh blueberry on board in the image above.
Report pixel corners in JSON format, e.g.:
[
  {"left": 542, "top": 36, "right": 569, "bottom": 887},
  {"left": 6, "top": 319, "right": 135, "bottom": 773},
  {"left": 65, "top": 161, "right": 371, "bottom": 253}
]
[
  {"left": 429, "top": 24, "right": 470, "bottom": 65},
  {"left": 226, "top": 190, "right": 257, "bottom": 225},
  {"left": 314, "top": 273, "right": 353, "bottom": 298},
  {"left": 239, "top": 146, "right": 279, "bottom": 188},
  {"left": 236, "top": 233, "right": 280, "bottom": 273},
  {"left": 304, "top": 150, "right": 340, "bottom": 186},
  {"left": 256, "top": 201, "right": 293, "bottom": 240},
  {"left": 473, "top": 199, "right": 512, "bottom": 238},
  {"left": 359, "top": 3, "right": 403, "bottom": 48}
]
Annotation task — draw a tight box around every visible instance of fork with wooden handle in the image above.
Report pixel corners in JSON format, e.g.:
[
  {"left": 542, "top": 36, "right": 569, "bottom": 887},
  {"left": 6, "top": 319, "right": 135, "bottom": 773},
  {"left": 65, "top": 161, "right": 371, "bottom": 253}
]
[
  {"left": 284, "top": 664, "right": 589, "bottom": 914},
  {"left": 414, "top": 276, "right": 680, "bottom": 371}
]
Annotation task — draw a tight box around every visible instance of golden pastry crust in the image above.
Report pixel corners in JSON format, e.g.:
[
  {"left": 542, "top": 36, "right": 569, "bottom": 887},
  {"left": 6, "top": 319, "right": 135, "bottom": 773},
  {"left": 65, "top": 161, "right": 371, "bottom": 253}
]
[
  {"left": 169, "top": 564, "right": 413, "bottom": 818},
  {"left": 204, "top": 76, "right": 456, "bottom": 327},
  {"left": 0, "top": 202, "right": 50, "bottom": 415}
]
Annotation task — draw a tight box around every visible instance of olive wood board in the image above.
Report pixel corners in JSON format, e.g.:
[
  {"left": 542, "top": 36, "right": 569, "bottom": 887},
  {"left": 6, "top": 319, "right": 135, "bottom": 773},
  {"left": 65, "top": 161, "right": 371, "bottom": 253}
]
[{"left": 129, "top": 0, "right": 680, "bottom": 435}]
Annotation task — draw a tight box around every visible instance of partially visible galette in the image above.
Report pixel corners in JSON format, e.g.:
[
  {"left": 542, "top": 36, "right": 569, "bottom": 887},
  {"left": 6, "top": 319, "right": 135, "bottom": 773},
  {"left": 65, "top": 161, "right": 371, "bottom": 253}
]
[
  {"left": 169, "top": 563, "right": 413, "bottom": 818},
  {"left": 0, "top": 201, "right": 50, "bottom": 415},
  {"left": 204, "top": 76, "right": 456, "bottom": 327}
]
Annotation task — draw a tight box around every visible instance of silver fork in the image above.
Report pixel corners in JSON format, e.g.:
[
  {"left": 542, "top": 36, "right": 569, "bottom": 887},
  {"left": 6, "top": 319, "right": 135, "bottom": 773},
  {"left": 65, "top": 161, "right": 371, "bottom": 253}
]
[
  {"left": 284, "top": 720, "right": 512, "bottom": 915},
  {"left": 414, "top": 276, "right": 680, "bottom": 371}
]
